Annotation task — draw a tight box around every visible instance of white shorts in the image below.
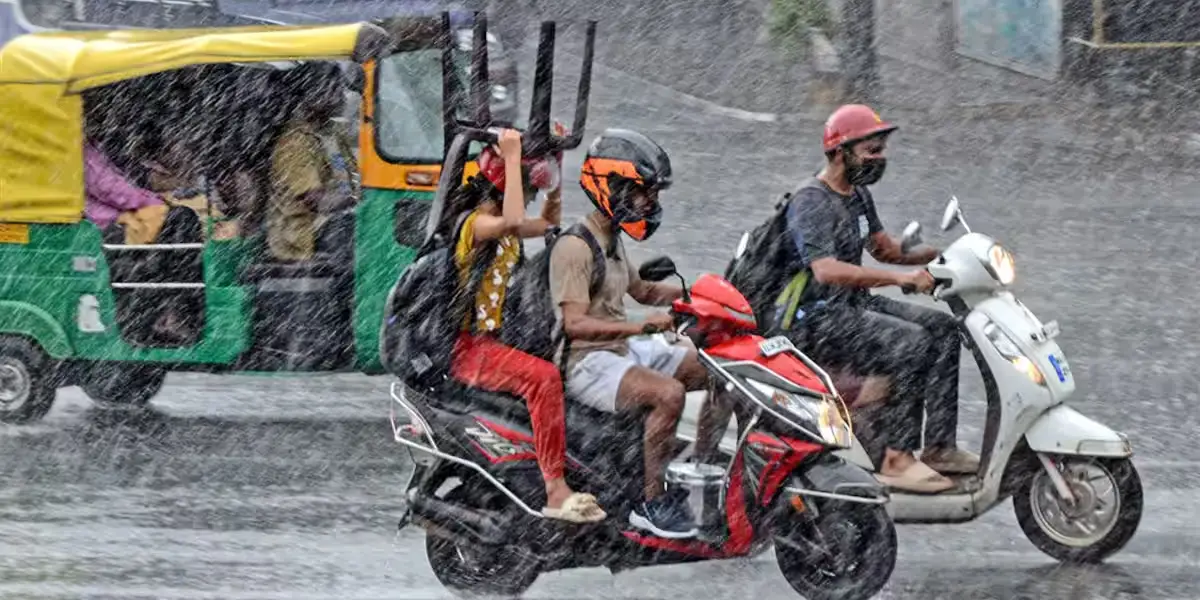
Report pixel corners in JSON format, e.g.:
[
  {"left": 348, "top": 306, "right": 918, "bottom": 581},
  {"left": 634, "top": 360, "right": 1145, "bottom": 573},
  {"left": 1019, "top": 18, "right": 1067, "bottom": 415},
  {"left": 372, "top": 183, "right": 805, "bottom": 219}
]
[{"left": 565, "top": 335, "right": 691, "bottom": 413}]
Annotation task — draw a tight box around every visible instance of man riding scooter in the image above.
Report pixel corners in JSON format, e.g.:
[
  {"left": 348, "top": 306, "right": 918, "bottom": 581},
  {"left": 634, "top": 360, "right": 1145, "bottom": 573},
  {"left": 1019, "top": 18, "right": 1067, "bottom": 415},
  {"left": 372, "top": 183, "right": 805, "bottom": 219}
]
[
  {"left": 549, "top": 129, "right": 727, "bottom": 538},
  {"left": 734, "top": 105, "right": 978, "bottom": 493}
]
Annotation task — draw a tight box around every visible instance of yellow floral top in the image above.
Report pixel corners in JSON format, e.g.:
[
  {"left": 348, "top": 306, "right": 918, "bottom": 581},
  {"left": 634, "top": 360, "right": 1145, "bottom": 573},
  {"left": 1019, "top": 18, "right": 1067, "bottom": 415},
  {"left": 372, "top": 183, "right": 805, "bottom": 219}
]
[{"left": 454, "top": 210, "right": 521, "bottom": 334}]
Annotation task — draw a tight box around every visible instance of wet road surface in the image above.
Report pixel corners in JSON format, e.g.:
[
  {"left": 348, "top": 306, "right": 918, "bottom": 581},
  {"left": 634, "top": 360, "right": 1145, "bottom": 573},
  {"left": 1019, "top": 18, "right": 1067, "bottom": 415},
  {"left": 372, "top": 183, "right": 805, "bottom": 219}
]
[
  {"left": 5, "top": 43, "right": 1200, "bottom": 599},
  {"left": 3, "top": 382, "right": 1199, "bottom": 599}
]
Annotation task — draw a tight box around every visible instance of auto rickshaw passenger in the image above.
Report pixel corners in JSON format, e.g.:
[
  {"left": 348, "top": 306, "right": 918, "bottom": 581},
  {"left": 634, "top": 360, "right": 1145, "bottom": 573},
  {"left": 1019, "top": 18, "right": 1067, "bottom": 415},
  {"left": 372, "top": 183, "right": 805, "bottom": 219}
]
[
  {"left": 83, "top": 140, "right": 168, "bottom": 245},
  {"left": 266, "top": 63, "right": 359, "bottom": 262},
  {"left": 144, "top": 139, "right": 241, "bottom": 242}
]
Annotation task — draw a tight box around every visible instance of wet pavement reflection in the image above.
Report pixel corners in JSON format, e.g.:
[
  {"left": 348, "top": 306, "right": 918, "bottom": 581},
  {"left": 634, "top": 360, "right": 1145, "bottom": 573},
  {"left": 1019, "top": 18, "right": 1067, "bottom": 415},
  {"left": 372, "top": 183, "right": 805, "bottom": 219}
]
[{"left": 2, "top": 387, "right": 1197, "bottom": 599}]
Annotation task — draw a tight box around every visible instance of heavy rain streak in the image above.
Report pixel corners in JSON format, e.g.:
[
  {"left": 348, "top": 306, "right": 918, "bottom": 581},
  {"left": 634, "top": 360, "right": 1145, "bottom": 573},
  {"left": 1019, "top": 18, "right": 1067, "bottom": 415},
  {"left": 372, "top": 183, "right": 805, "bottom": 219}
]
[{"left": 1, "top": 0, "right": 1198, "bottom": 598}]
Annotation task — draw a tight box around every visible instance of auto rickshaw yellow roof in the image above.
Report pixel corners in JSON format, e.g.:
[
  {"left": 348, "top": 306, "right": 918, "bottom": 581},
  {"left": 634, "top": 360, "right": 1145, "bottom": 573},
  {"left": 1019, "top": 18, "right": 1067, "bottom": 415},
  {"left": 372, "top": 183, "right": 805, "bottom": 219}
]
[{"left": 0, "top": 23, "right": 388, "bottom": 224}]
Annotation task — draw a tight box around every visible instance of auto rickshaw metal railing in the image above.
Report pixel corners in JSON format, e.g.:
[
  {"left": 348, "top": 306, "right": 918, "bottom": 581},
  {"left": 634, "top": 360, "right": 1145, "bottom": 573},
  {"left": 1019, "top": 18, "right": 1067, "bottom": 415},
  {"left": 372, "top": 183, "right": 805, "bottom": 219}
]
[{"left": 100, "top": 242, "right": 206, "bottom": 290}]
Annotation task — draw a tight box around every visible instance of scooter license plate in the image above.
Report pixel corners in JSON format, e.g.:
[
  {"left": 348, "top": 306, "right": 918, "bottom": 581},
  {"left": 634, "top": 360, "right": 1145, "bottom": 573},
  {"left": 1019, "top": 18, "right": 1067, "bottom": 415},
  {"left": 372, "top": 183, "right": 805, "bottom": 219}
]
[
  {"left": 760, "top": 336, "right": 796, "bottom": 357},
  {"left": 1048, "top": 353, "right": 1071, "bottom": 383}
]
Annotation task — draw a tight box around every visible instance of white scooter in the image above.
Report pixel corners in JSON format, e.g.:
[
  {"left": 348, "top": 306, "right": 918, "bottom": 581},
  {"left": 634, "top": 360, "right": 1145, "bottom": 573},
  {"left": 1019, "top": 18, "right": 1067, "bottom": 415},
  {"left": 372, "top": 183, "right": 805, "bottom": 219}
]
[{"left": 832, "top": 197, "right": 1143, "bottom": 563}]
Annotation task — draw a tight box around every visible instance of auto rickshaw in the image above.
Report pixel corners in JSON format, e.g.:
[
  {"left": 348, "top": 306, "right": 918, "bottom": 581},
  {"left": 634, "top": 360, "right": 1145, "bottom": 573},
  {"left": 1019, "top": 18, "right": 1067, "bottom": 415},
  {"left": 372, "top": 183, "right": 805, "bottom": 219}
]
[{"left": 0, "top": 12, "right": 592, "bottom": 423}]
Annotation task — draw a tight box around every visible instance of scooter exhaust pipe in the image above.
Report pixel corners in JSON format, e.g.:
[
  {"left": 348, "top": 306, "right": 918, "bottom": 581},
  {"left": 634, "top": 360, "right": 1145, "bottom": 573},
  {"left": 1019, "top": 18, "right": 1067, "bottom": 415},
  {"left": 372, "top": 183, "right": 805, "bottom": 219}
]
[{"left": 408, "top": 493, "right": 509, "bottom": 545}]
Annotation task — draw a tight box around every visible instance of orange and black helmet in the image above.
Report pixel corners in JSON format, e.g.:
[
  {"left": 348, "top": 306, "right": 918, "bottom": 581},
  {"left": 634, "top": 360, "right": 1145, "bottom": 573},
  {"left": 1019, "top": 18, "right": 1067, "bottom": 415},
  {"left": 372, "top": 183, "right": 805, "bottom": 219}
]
[{"left": 579, "top": 129, "right": 672, "bottom": 241}]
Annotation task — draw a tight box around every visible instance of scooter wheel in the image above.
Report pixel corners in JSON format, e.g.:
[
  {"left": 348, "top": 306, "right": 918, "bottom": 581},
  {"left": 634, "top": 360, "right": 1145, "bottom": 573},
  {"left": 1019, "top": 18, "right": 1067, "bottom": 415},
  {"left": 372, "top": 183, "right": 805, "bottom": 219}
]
[
  {"left": 423, "top": 487, "right": 540, "bottom": 598},
  {"left": 775, "top": 501, "right": 897, "bottom": 600},
  {"left": 425, "top": 532, "right": 540, "bottom": 599},
  {"left": 1014, "top": 456, "right": 1143, "bottom": 563}
]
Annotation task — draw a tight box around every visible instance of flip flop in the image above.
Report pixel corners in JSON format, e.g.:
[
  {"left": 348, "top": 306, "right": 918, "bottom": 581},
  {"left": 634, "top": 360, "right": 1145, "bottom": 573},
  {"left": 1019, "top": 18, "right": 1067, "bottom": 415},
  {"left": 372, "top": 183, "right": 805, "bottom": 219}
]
[
  {"left": 876, "top": 462, "right": 955, "bottom": 494},
  {"left": 922, "top": 448, "right": 981, "bottom": 475},
  {"left": 542, "top": 492, "right": 607, "bottom": 523}
]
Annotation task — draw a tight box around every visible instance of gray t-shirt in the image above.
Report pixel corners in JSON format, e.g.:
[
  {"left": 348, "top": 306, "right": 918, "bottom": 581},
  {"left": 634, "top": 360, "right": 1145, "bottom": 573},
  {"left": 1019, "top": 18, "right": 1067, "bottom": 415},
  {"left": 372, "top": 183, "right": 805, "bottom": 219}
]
[{"left": 785, "top": 177, "right": 885, "bottom": 305}]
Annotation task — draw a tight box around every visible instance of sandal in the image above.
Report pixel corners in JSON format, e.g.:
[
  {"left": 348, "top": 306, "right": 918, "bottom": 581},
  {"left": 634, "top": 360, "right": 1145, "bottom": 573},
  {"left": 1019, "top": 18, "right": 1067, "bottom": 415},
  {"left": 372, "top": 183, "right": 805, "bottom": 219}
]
[
  {"left": 542, "top": 492, "right": 607, "bottom": 523},
  {"left": 921, "top": 448, "right": 981, "bottom": 475},
  {"left": 876, "top": 462, "right": 955, "bottom": 494}
]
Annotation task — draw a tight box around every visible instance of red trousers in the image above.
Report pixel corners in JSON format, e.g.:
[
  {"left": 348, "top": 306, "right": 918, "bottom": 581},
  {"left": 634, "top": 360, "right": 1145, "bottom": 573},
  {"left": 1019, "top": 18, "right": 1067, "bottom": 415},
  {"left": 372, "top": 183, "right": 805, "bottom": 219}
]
[{"left": 451, "top": 333, "right": 567, "bottom": 481}]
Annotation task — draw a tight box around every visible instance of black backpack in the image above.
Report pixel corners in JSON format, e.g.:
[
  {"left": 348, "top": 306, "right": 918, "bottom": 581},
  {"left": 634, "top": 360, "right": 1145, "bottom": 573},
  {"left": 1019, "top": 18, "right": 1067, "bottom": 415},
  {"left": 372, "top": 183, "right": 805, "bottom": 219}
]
[
  {"left": 499, "top": 223, "right": 606, "bottom": 366},
  {"left": 725, "top": 184, "right": 819, "bottom": 332},
  {"left": 380, "top": 211, "right": 495, "bottom": 387}
]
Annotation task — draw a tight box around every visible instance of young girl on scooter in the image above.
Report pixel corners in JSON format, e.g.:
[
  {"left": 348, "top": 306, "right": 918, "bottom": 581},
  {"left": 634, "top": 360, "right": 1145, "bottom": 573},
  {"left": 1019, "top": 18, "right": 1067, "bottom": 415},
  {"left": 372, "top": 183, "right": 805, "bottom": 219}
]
[{"left": 449, "top": 126, "right": 606, "bottom": 523}]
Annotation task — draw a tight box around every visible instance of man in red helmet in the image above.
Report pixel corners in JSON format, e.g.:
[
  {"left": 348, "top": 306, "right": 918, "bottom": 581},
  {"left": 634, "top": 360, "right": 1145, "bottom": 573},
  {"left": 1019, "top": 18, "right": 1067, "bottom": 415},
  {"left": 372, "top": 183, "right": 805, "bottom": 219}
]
[{"left": 769, "top": 105, "right": 976, "bottom": 493}]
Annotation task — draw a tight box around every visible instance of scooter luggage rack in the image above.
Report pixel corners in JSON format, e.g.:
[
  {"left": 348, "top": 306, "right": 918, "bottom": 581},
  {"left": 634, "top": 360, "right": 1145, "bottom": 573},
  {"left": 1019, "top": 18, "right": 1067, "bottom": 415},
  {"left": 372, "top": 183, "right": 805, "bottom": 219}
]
[{"left": 389, "top": 380, "right": 546, "bottom": 519}]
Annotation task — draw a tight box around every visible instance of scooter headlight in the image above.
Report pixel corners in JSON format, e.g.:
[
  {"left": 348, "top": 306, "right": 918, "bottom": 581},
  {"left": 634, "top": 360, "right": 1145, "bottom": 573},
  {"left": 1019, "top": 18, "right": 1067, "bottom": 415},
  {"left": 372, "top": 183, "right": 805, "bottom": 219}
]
[
  {"left": 983, "top": 322, "right": 1045, "bottom": 386},
  {"left": 746, "top": 380, "right": 853, "bottom": 447},
  {"left": 986, "top": 243, "right": 1016, "bottom": 286},
  {"left": 815, "top": 396, "right": 853, "bottom": 448}
]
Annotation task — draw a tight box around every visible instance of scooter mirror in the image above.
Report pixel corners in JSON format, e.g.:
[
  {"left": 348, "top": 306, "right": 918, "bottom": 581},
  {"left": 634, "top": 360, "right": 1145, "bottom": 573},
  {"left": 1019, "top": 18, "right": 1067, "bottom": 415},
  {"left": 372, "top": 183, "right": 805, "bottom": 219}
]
[
  {"left": 900, "top": 221, "right": 923, "bottom": 254},
  {"left": 638, "top": 256, "right": 678, "bottom": 282},
  {"left": 940, "top": 196, "right": 962, "bottom": 232},
  {"left": 734, "top": 231, "right": 750, "bottom": 259}
]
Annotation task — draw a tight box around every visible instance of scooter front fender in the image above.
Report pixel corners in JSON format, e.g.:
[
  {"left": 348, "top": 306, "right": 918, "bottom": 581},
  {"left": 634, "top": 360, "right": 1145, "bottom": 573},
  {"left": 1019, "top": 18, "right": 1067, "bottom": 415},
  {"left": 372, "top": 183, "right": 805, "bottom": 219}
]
[
  {"left": 784, "top": 453, "right": 889, "bottom": 505},
  {"left": 1024, "top": 404, "right": 1132, "bottom": 457}
]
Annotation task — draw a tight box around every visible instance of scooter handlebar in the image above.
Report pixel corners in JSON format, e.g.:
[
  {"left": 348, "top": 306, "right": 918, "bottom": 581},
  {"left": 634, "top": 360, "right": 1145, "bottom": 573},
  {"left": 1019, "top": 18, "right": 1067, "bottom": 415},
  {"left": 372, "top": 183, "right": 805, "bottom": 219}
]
[{"left": 901, "top": 267, "right": 952, "bottom": 296}]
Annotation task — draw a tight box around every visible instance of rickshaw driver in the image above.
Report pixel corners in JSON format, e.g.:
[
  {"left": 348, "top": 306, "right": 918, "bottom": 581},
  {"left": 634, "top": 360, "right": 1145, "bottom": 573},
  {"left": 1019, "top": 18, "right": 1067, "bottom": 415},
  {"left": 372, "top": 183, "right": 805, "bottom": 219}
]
[{"left": 267, "top": 63, "right": 360, "bottom": 263}]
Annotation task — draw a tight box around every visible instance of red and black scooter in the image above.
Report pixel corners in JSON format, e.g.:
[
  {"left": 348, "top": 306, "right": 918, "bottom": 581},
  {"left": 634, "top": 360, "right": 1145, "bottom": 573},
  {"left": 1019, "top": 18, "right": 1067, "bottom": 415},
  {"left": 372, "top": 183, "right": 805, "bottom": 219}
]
[
  {"left": 390, "top": 254, "right": 897, "bottom": 600},
  {"left": 385, "top": 13, "right": 894, "bottom": 600}
]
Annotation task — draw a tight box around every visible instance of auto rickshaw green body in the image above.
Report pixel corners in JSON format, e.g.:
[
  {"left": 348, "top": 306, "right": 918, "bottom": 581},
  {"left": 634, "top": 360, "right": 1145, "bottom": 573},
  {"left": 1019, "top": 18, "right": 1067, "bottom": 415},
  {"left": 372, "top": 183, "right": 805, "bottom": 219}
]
[{"left": 0, "top": 18, "right": 475, "bottom": 421}]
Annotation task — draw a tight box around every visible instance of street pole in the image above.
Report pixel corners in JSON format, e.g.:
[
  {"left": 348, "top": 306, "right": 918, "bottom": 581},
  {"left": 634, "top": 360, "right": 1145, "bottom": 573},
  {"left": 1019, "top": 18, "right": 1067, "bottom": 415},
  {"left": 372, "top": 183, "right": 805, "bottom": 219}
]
[{"left": 839, "top": 0, "right": 879, "bottom": 101}]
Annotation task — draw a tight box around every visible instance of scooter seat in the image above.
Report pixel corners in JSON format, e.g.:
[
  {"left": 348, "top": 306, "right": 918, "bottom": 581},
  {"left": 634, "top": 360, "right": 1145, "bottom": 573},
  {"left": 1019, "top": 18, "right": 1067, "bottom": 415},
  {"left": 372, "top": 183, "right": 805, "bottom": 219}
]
[
  {"left": 564, "top": 400, "right": 610, "bottom": 429},
  {"left": 431, "top": 380, "right": 532, "bottom": 424},
  {"left": 564, "top": 400, "right": 647, "bottom": 463},
  {"left": 426, "top": 381, "right": 644, "bottom": 462}
]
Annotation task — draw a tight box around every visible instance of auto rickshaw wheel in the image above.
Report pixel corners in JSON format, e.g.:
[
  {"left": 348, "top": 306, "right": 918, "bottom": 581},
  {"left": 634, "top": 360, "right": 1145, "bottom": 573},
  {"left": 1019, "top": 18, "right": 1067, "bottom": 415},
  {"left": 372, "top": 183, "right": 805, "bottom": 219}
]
[
  {"left": 82, "top": 364, "right": 167, "bottom": 408},
  {"left": 0, "top": 336, "right": 56, "bottom": 424}
]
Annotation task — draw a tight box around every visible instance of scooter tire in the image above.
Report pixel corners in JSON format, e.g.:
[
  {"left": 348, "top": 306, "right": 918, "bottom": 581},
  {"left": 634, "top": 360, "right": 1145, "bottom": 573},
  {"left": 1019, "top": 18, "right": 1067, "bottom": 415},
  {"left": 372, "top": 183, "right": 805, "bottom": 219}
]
[
  {"left": 775, "top": 501, "right": 897, "bottom": 600},
  {"left": 425, "top": 532, "right": 540, "bottom": 599},
  {"left": 423, "top": 487, "right": 540, "bottom": 598},
  {"left": 1014, "top": 456, "right": 1143, "bottom": 564}
]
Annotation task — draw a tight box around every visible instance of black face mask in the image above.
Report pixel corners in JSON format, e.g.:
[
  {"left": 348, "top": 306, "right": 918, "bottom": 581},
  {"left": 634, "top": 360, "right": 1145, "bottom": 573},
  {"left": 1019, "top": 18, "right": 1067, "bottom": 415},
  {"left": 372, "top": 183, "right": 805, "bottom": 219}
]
[{"left": 845, "top": 154, "right": 888, "bottom": 186}]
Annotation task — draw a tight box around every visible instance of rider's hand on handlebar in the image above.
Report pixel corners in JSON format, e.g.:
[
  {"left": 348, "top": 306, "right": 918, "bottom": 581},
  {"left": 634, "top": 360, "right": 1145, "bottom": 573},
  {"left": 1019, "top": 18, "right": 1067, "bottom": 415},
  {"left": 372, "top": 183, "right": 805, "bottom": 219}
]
[
  {"left": 497, "top": 129, "right": 522, "bottom": 161},
  {"left": 641, "top": 313, "right": 675, "bottom": 334},
  {"left": 898, "top": 270, "right": 936, "bottom": 293}
]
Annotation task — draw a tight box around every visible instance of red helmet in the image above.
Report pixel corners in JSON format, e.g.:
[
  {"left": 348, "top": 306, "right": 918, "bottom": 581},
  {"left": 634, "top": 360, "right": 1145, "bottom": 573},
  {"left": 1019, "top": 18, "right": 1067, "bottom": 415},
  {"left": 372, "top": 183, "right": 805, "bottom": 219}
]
[
  {"left": 476, "top": 122, "right": 569, "bottom": 195},
  {"left": 477, "top": 147, "right": 562, "bottom": 193},
  {"left": 822, "top": 104, "right": 898, "bottom": 152}
]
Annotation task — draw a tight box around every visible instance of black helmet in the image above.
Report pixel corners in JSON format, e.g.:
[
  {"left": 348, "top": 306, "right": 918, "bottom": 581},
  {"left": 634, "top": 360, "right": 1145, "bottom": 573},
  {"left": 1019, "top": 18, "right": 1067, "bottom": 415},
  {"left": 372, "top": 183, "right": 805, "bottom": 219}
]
[{"left": 579, "top": 129, "right": 672, "bottom": 241}]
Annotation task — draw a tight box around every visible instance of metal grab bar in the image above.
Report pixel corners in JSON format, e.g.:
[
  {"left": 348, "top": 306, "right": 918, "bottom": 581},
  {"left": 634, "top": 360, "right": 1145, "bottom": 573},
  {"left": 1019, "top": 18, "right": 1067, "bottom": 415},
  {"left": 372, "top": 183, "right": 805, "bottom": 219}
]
[
  {"left": 102, "top": 243, "right": 204, "bottom": 251},
  {"left": 110, "top": 282, "right": 205, "bottom": 290},
  {"left": 388, "top": 381, "right": 545, "bottom": 519}
]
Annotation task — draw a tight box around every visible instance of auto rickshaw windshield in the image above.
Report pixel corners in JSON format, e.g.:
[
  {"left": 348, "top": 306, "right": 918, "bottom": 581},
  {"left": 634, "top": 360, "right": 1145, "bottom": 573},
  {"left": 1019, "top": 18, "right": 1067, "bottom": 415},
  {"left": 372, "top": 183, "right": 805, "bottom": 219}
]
[{"left": 374, "top": 46, "right": 471, "bottom": 164}]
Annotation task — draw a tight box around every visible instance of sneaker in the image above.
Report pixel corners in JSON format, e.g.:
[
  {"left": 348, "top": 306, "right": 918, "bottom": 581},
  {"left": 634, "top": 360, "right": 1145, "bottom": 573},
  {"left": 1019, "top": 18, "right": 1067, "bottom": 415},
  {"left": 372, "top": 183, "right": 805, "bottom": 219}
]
[{"left": 629, "top": 495, "right": 699, "bottom": 539}]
